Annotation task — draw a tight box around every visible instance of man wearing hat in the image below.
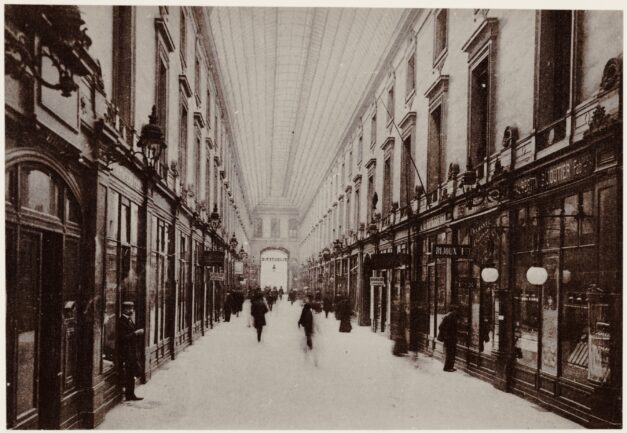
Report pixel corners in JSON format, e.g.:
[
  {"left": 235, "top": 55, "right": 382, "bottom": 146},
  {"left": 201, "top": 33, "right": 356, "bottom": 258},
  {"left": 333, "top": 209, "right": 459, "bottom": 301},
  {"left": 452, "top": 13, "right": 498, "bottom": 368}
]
[{"left": 118, "top": 301, "right": 144, "bottom": 401}]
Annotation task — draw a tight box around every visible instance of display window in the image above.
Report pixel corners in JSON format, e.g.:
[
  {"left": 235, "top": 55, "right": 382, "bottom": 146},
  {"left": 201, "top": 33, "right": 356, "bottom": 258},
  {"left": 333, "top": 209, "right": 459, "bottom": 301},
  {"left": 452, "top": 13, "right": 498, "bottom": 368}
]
[{"left": 512, "top": 186, "right": 614, "bottom": 385}]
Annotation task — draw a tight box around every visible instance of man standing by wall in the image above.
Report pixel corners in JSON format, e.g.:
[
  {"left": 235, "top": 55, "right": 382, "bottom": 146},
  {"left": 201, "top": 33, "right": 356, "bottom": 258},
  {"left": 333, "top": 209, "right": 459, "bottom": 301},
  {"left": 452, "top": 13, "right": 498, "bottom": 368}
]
[{"left": 118, "top": 301, "right": 144, "bottom": 400}]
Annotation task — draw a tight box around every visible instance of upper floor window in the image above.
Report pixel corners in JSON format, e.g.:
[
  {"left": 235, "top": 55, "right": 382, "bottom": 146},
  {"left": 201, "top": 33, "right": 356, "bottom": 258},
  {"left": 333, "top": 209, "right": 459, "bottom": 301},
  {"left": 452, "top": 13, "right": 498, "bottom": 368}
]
[
  {"left": 112, "top": 6, "right": 135, "bottom": 127},
  {"left": 180, "top": 9, "right": 187, "bottom": 67},
  {"left": 357, "top": 133, "right": 363, "bottom": 163},
  {"left": 179, "top": 91, "right": 188, "bottom": 184},
  {"left": 427, "top": 104, "right": 445, "bottom": 192},
  {"left": 536, "top": 10, "right": 573, "bottom": 130},
  {"left": 406, "top": 54, "right": 416, "bottom": 97},
  {"left": 387, "top": 86, "right": 395, "bottom": 124},
  {"left": 469, "top": 56, "right": 491, "bottom": 167},
  {"left": 206, "top": 85, "right": 211, "bottom": 128},
  {"left": 371, "top": 110, "right": 377, "bottom": 146},
  {"left": 194, "top": 51, "right": 201, "bottom": 102},
  {"left": 383, "top": 154, "right": 393, "bottom": 218},
  {"left": 434, "top": 9, "right": 448, "bottom": 63}
]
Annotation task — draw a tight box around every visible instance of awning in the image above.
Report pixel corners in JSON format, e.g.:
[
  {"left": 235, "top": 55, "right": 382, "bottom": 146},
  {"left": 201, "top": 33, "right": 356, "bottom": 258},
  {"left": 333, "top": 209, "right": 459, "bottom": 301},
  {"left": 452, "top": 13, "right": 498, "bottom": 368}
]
[{"left": 364, "top": 252, "right": 411, "bottom": 270}]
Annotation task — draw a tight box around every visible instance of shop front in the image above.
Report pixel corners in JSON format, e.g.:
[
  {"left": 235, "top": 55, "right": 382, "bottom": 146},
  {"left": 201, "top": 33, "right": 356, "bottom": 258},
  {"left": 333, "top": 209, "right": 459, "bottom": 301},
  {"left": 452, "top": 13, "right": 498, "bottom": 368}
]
[
  {"left": 506, "top": 143, "right": 621, "bottom": 426},
  {"left": 5, "top": 149, "right": 85, "bottom": 429}
]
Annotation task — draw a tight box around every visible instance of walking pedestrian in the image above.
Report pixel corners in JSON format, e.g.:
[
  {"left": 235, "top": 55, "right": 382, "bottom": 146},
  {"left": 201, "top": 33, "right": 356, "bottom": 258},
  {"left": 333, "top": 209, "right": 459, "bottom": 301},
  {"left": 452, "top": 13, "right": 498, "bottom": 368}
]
[
  {"left": 437, "top": 304, "right": 459, "bottom": 372},
  {"left": 337, "top": 296, "right": 353, "bottom": 333},
  {"left": 251, "top": 292, "right": 269, "bottom": 342},
  {"left": 223, "top": 291, "right": 233, "bottom": 322},
  {"left": 323, "top": 294, "right": 333, "bottom": 318},
  {"left": 118, "top": 301, "right": 144, "bottom": 401},
  {"left": 298, "top": 298, "right": 314, "bottom": 350}
]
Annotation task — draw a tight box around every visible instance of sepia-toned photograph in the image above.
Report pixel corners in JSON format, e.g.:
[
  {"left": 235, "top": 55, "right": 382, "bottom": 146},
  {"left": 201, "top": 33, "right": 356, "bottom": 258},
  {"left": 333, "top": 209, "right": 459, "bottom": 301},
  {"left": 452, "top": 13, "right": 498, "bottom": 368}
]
[{"left": 3, "top": 1, "right": 623, "bottom": 430}]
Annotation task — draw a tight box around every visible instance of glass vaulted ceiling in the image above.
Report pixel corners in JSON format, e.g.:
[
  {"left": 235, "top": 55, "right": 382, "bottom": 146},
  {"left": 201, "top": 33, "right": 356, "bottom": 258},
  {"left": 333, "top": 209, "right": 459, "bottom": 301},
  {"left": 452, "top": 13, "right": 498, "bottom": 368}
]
[{"left": 209, "top": 7, "right": 405, "bottom": 212}]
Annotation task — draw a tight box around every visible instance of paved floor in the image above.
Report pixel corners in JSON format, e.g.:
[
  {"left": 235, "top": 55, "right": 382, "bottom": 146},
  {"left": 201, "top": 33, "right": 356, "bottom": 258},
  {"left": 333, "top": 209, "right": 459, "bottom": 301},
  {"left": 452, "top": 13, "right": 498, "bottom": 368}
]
[{"left": 98, "top": 299, "right": 582, "bottom": 429}]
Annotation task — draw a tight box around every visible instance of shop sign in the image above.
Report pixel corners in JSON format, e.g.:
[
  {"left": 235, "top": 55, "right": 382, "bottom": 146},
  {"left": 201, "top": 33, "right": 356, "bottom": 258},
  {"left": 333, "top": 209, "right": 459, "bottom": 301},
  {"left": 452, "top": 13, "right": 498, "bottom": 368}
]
[
  {"left": 513, "top": 151, "right": 594, "bottom": 199},
  {"left": 210, "top": 272, "right": 225, "bottom": 281},
  {"left": 203, "top": 250, "right": 225, "bottom": 266},
  {"left": 420, "top": 211, "right": 452, "bottom": 231},
  {"left": 370, "top": 276, "right": 385, "bottom": 286},
  {"left": 432, "top": 244, "right": 472, "bottom": 258},
  {"left": 234, "top": 261, "right": 244, "bottom": 274}
]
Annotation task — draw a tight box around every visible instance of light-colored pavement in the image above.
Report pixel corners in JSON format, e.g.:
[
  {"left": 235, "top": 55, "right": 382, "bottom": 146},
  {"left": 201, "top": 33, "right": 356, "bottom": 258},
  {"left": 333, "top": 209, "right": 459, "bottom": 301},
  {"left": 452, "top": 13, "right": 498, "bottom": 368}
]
[{"left": 98, "top": 299, "right": 582, "bottom": 429}]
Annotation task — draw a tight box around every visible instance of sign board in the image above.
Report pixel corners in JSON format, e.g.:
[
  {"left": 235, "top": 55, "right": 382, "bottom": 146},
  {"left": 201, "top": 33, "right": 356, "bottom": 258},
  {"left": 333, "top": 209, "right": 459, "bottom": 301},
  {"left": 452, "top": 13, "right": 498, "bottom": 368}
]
[
  {"left": 432, "top": 244, "right": 472, "bottom": 258},
  {"left": 210, "top": 272, "right": 225, "bottom": 281},
  {"left": 203, "top": 250, "right": 225, "bottom": 266},
  {"left": 234, "top": 261, "right": 244, "bottom": 274},
  {"left": 513, "top": 151, "right": 594, "bottom": 199},
  {"left": 370, "top": 276, "right": 385, "bottom": 286}
]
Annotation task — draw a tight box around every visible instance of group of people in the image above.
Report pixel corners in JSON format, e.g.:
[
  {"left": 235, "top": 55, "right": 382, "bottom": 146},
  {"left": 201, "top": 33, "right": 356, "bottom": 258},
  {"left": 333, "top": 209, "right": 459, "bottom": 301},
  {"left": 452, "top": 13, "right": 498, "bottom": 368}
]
[
  {"left": 115, "top": 293, "right": 460, "bottom": 402},
  {"left": 223, "top": 290, "right": 245, "bottom": 322}
]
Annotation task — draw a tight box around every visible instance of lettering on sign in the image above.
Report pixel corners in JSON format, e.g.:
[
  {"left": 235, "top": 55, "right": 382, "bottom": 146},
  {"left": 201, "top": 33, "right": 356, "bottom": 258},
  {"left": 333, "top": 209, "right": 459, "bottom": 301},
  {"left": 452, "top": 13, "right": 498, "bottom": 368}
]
[
  {"left": 203, "top": 250, "right": 225, "bottom": 266},
  {"left": 261, "top": 257, "right": 289, "bottom": 262},
  {"left": 370, "top": 276, "right": 385, "bottom": 286},
  {"left": 210, "top": 273, "right": 225, "bottom": 281},
  {"left": 432, "top": 244, "right": 472, "bottom": 258},
  {"left": 420, "top": 212, "right": 452, "bottom": 231},
  {"left": 513, "top": 152, "right": 594, "bottom": 199}
]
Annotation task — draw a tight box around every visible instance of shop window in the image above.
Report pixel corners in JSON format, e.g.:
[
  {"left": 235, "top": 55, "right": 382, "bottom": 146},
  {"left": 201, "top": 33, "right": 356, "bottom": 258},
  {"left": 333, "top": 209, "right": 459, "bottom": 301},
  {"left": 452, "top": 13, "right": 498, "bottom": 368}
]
[
  {"left": 20, "top": 166, "right": 62, "bottom": 219},
  {"left": 469, "top": 56, "right": 491, "bottom": 167},
  {"left": 513, "top": 252, "right": 539, "bottom": 369},
  {"left": 65, "top": 193, "right": 81, "bottom": 223},
  {"left": 178, "top": 233, "right": 188, "bottom": 332},
  {"left": 434, "top": 9, "right": 448, "bottom": 63},
  {"left": 6, "top": 167, "right": 17, "bottom": 204},
  {"left": 289, "top": 218, "right": 298, "bottom": 239}
]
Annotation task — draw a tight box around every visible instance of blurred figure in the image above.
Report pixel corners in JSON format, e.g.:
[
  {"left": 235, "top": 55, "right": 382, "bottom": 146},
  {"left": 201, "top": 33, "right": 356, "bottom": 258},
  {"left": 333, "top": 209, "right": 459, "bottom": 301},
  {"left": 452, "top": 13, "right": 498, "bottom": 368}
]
[
  {"left": 438, "top": 304, "right": 459, "bottom": 372},
  {"left": 251, "top": 292, "right": 269, "bottom": 342},
  {"left": 279, "top": 286, "right": 284, "bottom": 300},
  {"left": 289, "top": 290, "right": 296, "bottom": 305},
  {"left": 298, "top": 296, "right": 321, "bottom": 366},
  {"left": 298, "top": 297, "right": 314, "bottom": 350},
  {"left": 323, "top": 294, "right": 333, "bottom": 318},
  {"left": 337, "top": 296, "right": 353, "bottom": 333},
  {"left": 223, "top": 291, "right": 233, "bottom": 322}
]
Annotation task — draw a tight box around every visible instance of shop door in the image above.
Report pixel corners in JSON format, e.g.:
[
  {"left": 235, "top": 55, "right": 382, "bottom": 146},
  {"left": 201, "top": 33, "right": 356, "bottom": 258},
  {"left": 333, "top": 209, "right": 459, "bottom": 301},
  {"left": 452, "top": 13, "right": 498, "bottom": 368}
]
[{"left": 6, "top": 228, "right": 65, "bottom": 429}]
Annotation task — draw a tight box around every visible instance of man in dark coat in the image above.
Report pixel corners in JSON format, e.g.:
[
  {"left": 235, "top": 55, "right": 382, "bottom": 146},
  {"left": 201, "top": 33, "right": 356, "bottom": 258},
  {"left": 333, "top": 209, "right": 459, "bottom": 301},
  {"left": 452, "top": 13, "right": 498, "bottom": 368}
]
[
  {"left": 224, "top": 291, "right": 233, "bottom": 322},
  {"left": 298, "top": 299, "right": 314, "bottom": 349},
  {"left": 337, "top": 296, "right": 352, "bottom": 333},
  {"left": 118, "top": 301, "right": 144, "bottom": 401},
  {"left": 323, "top": 295, "right": 333, "bottom": 318},
  {"left": 251, "top": 293, "right": 269, "bottom": 342},
  {"left": 438, "top": 304, "right": 459, "bottom": 372}
]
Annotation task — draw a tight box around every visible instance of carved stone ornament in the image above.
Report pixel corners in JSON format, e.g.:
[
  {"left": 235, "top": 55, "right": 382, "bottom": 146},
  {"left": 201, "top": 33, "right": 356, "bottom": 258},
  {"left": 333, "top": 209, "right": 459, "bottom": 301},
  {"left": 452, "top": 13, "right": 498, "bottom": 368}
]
[
  {"left": 502, "top": 126, "right": 518, "bottom": 148},
  {"left": 600, "top": 56, "right": 622, "bottom": 92},
  {"left": 448, "top": 162, "right": 460, "bottom": 180},
  {"left": 585, "top": 105, "right": 614, "bottom": 137}
]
